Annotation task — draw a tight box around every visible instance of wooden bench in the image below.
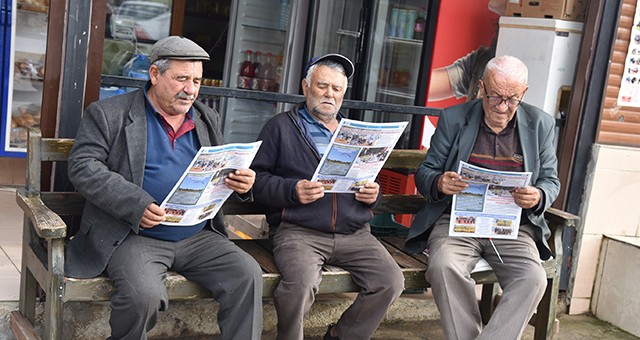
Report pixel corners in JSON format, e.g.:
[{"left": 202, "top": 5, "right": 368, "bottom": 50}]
[{"left": 11, "top": 128, "right": 579, "bottom": 340}]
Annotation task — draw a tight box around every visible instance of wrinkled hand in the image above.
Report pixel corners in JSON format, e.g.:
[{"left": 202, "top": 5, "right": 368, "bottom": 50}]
[
  {"left": 355, "top": 182, "right": 379, "bottom": 205},
  {"left": 437, "top": 171, "right": 469, "bottom": 195},
  {"left": 225, "top": 169, "right": 255, "bottom": 194},
  {"left": 140, "top": 203, "right": 165, "bottom": 229},
  {"left": 295, "top": 180, "right": 325, "bottom": 204},
  {"left": 512, "top": 186, "right": 541, "bottom": 209}
]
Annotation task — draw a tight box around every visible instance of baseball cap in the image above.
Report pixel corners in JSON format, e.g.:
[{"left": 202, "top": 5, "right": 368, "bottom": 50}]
[
  {"left": 149, "top": 36, "right": 210, "bottom": 64},
  {"left": 304, "top": 53, "right": 354, "bottom": 79}
]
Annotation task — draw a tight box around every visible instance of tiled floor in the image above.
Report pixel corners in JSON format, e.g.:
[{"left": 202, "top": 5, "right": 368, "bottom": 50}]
[{"left": 0, "top": 187, "right": 22, "bottom": 302}]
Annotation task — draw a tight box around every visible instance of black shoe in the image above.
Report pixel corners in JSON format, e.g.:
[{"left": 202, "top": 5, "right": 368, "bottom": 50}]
[{"left": 323, "top": 323, "right": 339, "bottom": 340}]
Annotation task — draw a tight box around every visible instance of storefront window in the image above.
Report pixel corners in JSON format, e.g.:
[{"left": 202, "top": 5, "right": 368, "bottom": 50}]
[{"left": 102, "top": 0, "right": 172, "bottom": 82}]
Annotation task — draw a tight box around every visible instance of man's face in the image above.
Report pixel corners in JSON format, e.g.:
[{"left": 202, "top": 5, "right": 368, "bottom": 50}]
[
  {"left": 480, "top": 73, "right": 527, "bottom": 132},
  {"left": 302, "top": 65, "right": 347, "bottom": 122},
  {"left": 149, "top": 60, "right": 203, "bottom": 116}
]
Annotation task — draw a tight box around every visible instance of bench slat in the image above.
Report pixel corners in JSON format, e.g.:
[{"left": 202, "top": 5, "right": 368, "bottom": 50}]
[
  {"left": 233, "top": 239, "right": 279, "bottom": 274},
  {"left": 380, "top": 240, "right": 427, "bottom": 270}
]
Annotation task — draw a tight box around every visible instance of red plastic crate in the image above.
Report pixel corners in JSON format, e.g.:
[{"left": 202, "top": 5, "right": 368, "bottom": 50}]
[{"left": 378, "top": 169, "right": 417, "bottom": 226}]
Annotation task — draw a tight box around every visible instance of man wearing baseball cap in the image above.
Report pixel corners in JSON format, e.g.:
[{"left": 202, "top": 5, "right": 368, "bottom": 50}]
[
  {"left": 251, "top": 54, "right": 404, "bottom": 339},
  {"left": 66, "top": 36, "right": 262, "bottom": 339}
]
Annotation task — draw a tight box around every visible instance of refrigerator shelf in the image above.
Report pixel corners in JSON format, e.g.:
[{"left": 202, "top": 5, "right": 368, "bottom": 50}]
[
  {"left": 384, "top": 36, "right": 423, "bottom": 46},
  {"left": 16, "top": 1, "right": 47, "bottom": 14},
  {"left": 241, "top": 23, "right": 286, "bottom": 33}
]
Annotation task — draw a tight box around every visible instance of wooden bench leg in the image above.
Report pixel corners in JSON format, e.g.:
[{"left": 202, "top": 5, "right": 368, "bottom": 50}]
[
  {"left": 45, "top": 238, "right": 65, "bottom": 340},
  {"left": 479, "top": 283, "right": 500, "bottom": 325},
  {"left": 533, "top": 275, "right": 559, "bottom": 340}
]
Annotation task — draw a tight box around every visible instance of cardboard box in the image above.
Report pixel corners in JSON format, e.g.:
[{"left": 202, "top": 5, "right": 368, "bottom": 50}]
[{"left": 505, "top": 0, "right": 585, "bottom": 22}]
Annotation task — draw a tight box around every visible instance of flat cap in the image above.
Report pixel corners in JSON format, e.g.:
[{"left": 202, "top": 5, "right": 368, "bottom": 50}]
[
  {"left": 304, "top": 53, "right": 354, "bottom": 79},
  {"left": 150, "top": 36, "right": 210, "bottom": 64}
]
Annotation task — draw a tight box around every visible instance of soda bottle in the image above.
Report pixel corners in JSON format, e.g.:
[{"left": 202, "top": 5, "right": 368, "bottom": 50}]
[
  {"left": 238, "top": 50, "right": 254, "bottom": 89},
  {"left": 261, "top": 53, "right": 276, "bottom": 91},
  {"left": 251, "top": 51, "right": 263, "bottom": 90}
]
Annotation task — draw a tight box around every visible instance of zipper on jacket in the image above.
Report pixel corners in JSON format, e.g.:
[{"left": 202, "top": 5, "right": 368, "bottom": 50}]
[{"left": 330, "top": 194, "right": 337, "bottom": 232}]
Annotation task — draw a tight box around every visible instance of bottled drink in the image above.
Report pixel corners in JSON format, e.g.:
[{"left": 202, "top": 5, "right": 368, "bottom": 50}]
[
  {"left": 413, "top": 10, "right": 426, "bottom": 40},
  {"left": 261, "top": 53, "right": 276, "bottom": 91},
  {"left": 405, "top": 10, "right": 418, "bottom": 39},
  {"left": 278, "top": 0, "right": 289, "bottom": 30},
  {"left": 251, "top": 51, "right": 263, "bottom": 90},
  {"left": 274, "top": 52, "right": 283, "bottom": 92},
  {"left": 238, "top": 50, "right": 254, "bottom": 89}
]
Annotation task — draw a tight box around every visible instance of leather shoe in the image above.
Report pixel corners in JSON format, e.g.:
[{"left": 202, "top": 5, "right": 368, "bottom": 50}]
[{"left": 323, "top": 323, "right": 339, "bottom": 340}]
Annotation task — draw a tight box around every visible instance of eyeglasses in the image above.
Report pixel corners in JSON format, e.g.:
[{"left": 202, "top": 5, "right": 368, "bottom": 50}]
[{"left": 481, "top": 82, "right": 523, "bottom": 108}]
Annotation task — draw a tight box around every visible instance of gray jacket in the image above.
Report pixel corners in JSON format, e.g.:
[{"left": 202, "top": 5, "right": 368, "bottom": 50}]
[
  {"left": 65, "top": 88, "right": 225, "bottom": 278},
  {"left": 405, "top": 99, "right": 560, "bottom": 260}
]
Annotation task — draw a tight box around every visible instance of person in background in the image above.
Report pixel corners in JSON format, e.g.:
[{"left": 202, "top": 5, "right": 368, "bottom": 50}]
[
  {"left": 251, "top": 53, "right": 405, "bottom": 340},
  {"left": 66, "top": 36, "right": 263, "bottom": 340},
  {"left": 407, "top": 55, "right": 560, "bottom": 339},
  {"left": 428, "top": 0, "right": 507, "bottom": 101}
]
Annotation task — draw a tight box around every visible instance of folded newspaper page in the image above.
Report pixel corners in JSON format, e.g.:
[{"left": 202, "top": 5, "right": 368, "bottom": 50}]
[
  {"left": 160, "top": 141, "right": 262, "bottom": 226},
  {"left": 449, "top": 161, "right": 532, "bottom": 239},
  {"left": 310, "top": 119, "right": 408, "bottom": 193}
]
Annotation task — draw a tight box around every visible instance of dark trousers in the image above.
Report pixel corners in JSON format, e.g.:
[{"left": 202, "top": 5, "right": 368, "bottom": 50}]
[{"left": 106, "top": 229, "right": 263, "bottom": 340}]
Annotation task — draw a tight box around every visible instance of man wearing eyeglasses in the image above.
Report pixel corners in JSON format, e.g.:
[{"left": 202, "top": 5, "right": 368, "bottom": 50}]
[{"left": 406, "top": 55, "right": 560, "bottom": 339}]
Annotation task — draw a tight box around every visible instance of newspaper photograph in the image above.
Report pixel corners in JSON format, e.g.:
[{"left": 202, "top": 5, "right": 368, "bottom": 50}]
[
  {"left": 310, "top": 119, "right": 408, "bottom": 193},
  {"left": 449, "top": 161, "right": 532, "bottom": 239},
  {"left": 160, "top": 141, "right": 262, "bottom": 226}
]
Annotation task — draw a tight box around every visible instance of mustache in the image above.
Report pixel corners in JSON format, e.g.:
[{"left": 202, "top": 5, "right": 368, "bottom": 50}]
[{"left": 177, "top": 92, "right": 196, "bottom": 100}]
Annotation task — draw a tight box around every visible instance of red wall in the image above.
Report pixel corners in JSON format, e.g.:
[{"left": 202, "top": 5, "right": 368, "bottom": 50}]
[{"left": 420, "top": 0, "right": 500, "bottom": 148}]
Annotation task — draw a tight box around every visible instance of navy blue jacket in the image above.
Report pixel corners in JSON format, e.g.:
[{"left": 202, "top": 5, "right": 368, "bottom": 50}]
[{"left": 251, "top": 103, "right": 381, "bottom": 234}]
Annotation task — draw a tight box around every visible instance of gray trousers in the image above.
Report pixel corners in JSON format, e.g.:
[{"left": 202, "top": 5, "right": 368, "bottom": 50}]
[
  {"left": 271, "top": 223, "right": 405, "bottom": 340},
  {"left": 105, "top": 229, "right": 263, "bottom": 340},
  {"left": 426, "top": 214, "right": 547, "bottom": 340}
]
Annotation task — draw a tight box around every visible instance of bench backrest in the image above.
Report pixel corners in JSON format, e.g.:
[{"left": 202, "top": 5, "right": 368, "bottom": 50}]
[{"left": 26, "top": 128, "right": 429, "bottom": 219}]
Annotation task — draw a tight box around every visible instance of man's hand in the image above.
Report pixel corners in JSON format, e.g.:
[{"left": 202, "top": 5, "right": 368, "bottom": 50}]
[
  {"left": 512, "top": 186, "right": 541, "bottom": 209},
  {"left": 140, "top": 203, "right": 165, "bottom": 229},
  {"left": 355, "top": 182, "right": 379, "bottom": 205},
  {"left": 225, "top": 169, "right": 255, "bottom": 194},
  {"left": 295, "top": 180, "right": 325, "bottom": 204},
  {"left": 437, "top": 171, "right": 469, "bottom": 195}
]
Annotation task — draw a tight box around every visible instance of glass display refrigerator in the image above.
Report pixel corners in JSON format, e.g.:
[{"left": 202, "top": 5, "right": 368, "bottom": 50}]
[
  {"left": 219, "top": 0, "right": 301, "bottom": 143},
  {"left": 304, "top": 0, "right": 438, "bottom": 149},
  {"left": 0, "top": 0, "right": 49, "bottom": 157}
]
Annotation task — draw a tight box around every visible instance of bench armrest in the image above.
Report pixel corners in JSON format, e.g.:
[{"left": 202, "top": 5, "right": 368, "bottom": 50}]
[
  {"left": 16, "top": 187, "right": 67, "bottom": 239},
  {"left": 544, "top": 207, "right": 580, "bottom": 260}
]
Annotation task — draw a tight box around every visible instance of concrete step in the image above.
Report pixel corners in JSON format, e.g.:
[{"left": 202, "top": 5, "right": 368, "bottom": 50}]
[{"left": 1, "top": 292, "right": 440, "bottom": 339}]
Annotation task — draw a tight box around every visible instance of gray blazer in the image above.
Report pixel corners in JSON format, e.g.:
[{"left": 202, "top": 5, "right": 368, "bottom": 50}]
[
  {"left": 405, "top": 99, "right": 560, "bottom": 260},
  {"left": 65, "top": 88, "right": 226, "bottom": 278}
]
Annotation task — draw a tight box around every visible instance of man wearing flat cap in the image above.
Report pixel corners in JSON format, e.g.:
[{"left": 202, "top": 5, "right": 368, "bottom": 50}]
[
  {"left": 66, "top": 36, "right": 262, "bottom": 339},
  {"left": 251, "top": 54, "right": 404, "bottom": 340}
]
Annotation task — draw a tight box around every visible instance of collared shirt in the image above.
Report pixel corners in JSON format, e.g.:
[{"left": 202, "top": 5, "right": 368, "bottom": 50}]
[
  {"left": 143, "top": 93, "right": 195, "bottom": 149},
  {"left": 299, "top": 106, "right": 334, "bottom": 156},
  {"left": 468, "top": 117, "right": 524, "bottom": 172}
]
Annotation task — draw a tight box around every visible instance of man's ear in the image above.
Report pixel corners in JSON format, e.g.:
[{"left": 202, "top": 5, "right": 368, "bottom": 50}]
[
  {"left": 301, "top": 79, "right": 308, "bottom": 96},
  {"left": 149, "top": 65, "right": 160, "bottom": 85}
]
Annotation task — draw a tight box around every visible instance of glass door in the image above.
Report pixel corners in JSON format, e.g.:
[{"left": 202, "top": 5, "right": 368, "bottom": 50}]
[
  {"left": 306, "top": 0, "right": 432, "bottom": 148},
  {"left": 304, "top": 0, "right": 365, "bottom": 99}
]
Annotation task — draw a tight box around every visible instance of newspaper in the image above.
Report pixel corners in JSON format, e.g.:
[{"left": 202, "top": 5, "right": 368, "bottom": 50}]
[
  {"left": 310, "top": 119, "right": 408, "bottom": 193},
  {"left": 159, "top": 141, "right": 262, "bottom": 226},
  {"left": 449, "top": 161, "right": 532, "bottom": 239}
]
